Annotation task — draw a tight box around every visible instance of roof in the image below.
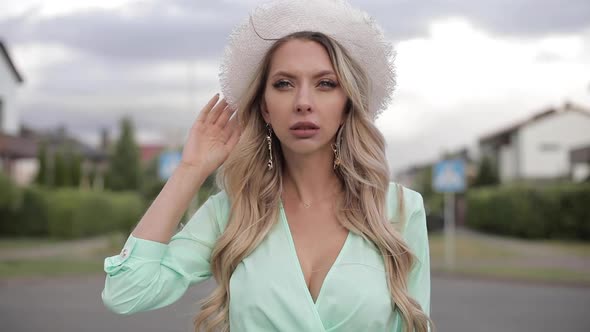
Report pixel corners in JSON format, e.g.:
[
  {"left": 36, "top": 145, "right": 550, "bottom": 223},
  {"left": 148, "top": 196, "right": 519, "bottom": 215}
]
[
  {"left": 0, "top": 133, "right": 36, "bottom": 158},
  {"left": 0, "top": 128, "right": 107, "bottom": 161},
  {"left": 479, "top": 102, "right": 590, "bottom": 145},
  {"left": 0, "top": 40, "right": 24, "bottom": 83},
  {"left": 140, "top": 144, "right": 166, "bottom": 163}
]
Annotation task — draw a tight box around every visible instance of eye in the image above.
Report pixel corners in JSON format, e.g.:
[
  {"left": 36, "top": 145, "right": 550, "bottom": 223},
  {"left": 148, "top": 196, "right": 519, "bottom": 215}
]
[
  {"left": 272, "top": 80, "right": 293, "bottom": 89},
  {"left": 318, "top": 80, "right": 338, "bottom": 89}
]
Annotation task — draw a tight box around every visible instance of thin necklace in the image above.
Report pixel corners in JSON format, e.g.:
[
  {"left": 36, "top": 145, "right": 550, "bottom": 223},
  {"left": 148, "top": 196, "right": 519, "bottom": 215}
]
[{"left": 286, "top": 184, "right": 342, "bottom": 209}]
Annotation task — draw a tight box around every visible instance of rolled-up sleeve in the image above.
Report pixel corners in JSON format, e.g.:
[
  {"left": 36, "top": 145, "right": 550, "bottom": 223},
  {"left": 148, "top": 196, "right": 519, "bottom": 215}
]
[{"left": 101, "top": 191, "right": 228, "bottom": 315}]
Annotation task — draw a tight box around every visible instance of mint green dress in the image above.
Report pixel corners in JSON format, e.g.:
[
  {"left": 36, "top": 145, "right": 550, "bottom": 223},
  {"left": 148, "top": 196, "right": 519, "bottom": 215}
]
[{"left": 102, "top": 183, "right": 431, "bottom": 331}]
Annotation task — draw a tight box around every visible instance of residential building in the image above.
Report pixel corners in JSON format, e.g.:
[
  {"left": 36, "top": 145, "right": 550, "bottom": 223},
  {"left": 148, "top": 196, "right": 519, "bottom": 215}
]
[
  {"left": 0, "top": 40, "right": 23, "bottom": 135},
  {"left": 479, "top": 102, "right": 590, "bottom": 183},
  {"left": 570, "top": 145, "right": 590, "bottom": 182}
]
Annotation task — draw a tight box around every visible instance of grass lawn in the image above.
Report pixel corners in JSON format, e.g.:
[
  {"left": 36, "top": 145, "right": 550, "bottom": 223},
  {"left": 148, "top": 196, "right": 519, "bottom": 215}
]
[
  {"left": 428, "top": 230, "right": 590, "bottom": 285},
  {"left": 437, "top": 266, "right": 590, "bottom": 285},
  {"left": 0, "top": 259, "right": 104, "bottom": 278},
  {"left": 541, "top": 240, "right": 590, "bottom": 258},
  {"left": 0, "top": 237, "right": 61, "bottom": 249},
  {"left": 428, "top": 232, "right": 521, "bottom": 260},
  {"left": 1, "top": 229, "right": 588, "bottom": 285}
]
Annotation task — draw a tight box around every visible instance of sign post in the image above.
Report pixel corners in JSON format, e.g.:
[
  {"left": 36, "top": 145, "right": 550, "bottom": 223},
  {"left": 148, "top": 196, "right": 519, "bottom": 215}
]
[{"left": 433, "top": 159, "right": 466, "bottom": 270}]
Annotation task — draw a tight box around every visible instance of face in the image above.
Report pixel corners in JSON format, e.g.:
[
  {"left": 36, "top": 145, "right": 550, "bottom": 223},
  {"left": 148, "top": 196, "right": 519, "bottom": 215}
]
[{"left": 261, "top": 38, "right": 348, "bottom": 156}]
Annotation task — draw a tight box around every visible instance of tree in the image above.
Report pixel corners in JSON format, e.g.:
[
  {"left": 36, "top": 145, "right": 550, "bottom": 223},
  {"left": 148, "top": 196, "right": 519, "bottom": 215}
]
[
  {"left": 53, "top": 150, "right": 68, "bottom": 187},
  {"left": 35, "top": 141, "right": 50, "bottom": 186},
  {"left": 106, "top": 117, "right": 141, "bottom": 191},
  {"left": 473, "top": 155, "right": 499, "bottom": 187},
  {"left": 70, "top": 152, "right": 82, "bottom": 187}
]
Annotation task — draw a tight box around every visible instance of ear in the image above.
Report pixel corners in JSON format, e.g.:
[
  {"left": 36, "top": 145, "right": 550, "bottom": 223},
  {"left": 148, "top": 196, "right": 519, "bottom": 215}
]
[{"left": 260, "top": 98, "right": 271, "bottom": 123}]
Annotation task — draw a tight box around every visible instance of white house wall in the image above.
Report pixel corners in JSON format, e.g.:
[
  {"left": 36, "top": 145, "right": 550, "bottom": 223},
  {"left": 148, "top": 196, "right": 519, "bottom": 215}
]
[
  {"left": 499, "top": 139, "right": 518, "bottom": 182},
  {"left": 13, "top": 158, "right": 37, "bottom": 186},
  {"left": 519, "top": 111, "right": 590, "bottom": 179},
  {"left": 0, "top": 58, "right": 19, "bottom": 135},
  {"left": 572, "top": 162, "right": 590, "bottom": 182}
]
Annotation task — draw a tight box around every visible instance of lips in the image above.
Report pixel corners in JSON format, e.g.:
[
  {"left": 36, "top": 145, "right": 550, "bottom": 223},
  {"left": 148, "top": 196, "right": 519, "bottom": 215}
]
[
  {"left": 289, "top": 121, "right": 320, "bottom": 138},
  {"left": 290, "top": 122, "right": 320, "bottom": 130}
]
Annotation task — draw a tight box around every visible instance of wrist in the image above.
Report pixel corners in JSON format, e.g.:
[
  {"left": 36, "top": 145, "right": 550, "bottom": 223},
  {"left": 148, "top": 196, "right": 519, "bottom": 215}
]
[{"left": 174, "top": 161, "right": 208, "bottom": 186}]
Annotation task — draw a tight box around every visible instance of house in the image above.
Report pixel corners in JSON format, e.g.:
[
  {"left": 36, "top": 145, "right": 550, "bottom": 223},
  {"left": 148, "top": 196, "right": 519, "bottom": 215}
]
[
  {"left": 1, "top": 126, "right": 108, "bottom": 186},
  {"left": 0, "top": 40, "right": 23, "bottom": 135},
  {"left": 570, "top": 145, "right": 590, "bottom": 182},
  {"left": 140, "top": 144, "right": 166, "bottom": 164},
  {"left": 479, "top": 102, "right": 590, "bottom": 183}
]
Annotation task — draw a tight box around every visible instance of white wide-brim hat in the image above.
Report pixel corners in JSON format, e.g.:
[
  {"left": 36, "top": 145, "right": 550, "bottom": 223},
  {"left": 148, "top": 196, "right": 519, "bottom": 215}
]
[{"left": 219, "top": 0, "right": 395, "bottom": 120}]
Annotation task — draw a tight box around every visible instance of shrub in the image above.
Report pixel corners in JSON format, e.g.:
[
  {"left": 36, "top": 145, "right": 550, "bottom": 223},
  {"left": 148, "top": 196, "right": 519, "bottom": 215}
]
[
  {"left": 467, "top": 183, "right": 590, "bottom": 240},
  {"left": 0, "top": 182, "right": 145, "bottom": 239}
]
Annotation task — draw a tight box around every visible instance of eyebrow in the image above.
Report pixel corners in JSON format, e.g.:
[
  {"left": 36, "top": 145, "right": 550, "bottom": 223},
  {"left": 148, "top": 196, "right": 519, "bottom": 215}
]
[{"left": 270, "top": 70, "right": 337, "bottom": 80}]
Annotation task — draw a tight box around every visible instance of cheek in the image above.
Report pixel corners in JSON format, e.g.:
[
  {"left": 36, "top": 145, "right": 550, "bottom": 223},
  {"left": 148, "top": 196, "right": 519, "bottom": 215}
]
[
  {"left": 264, "top": 90, "right": 291, "bottom": 118},
  {"left": 321, "top": 93, "right": 348, "bottom": 123}
]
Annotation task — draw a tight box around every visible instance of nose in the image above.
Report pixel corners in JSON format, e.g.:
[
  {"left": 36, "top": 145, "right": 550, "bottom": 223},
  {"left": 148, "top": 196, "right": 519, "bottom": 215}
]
[
  {"left": 294, "top": 85, "right": 313, "bottom": 113},
  {"left": 296, "top": 103, "right": 311, "bottom": 113}
]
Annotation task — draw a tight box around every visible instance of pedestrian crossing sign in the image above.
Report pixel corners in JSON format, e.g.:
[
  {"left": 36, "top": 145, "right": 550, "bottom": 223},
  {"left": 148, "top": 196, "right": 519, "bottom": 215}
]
[{"left": 433, "top": 159, "right": 466, "bottom": 193}]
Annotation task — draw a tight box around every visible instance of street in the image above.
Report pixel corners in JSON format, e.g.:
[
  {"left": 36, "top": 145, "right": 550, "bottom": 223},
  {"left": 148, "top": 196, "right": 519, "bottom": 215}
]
[{"left": 1, "top": 274, "right": 588, "bottom": 331}]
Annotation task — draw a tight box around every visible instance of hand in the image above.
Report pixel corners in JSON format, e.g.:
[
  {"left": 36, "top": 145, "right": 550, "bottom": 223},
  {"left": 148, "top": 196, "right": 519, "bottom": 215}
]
[{"left": 180, "top": 94, "right": 241, "bottom": 177}]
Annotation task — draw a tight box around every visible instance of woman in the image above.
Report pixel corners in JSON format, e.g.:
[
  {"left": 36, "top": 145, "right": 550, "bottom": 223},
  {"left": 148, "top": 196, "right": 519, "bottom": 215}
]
[{"left": 102, "top": 1, "right": 434, "bottom": 331}]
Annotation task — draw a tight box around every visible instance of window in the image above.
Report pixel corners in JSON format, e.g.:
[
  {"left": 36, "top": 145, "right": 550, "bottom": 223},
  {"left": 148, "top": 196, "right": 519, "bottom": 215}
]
[{"left": 539, "top": 142, "right": 560, "bottom": 152}]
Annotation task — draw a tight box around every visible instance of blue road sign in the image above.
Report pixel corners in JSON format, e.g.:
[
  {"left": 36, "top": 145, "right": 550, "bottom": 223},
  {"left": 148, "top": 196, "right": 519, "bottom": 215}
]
[
  {"left": 158, "top": 151, "right": 182, "bottom": 181},
  {"left": 433, "top": 159, "right": 466, "bottom": 193}
]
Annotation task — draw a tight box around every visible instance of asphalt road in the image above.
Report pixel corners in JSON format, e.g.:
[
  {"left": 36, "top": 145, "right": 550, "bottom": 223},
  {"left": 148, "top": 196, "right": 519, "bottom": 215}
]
[{"left": 1, "top": 275, "right": 588, "bottom": 331}]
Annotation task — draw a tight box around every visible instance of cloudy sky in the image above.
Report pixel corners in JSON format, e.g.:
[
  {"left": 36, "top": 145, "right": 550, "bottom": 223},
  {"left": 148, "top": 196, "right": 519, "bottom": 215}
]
[{"left": 2, "top": 0, "right": 590, "bottom": 173}]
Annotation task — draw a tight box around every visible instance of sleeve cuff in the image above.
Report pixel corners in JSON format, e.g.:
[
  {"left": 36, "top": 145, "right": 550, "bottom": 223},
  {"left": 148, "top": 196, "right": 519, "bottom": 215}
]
[{"left": 104, "top": 234, "right": 169, "bottom": 275}]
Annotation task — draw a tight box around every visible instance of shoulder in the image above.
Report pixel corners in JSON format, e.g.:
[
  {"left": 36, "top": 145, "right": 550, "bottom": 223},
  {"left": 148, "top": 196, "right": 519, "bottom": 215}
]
[
  {"left": 200, "top": 189, "right": 232, "bottom": 233},
  {"left": 387, "top": 182, "right": 424, "bottom": 222},
  {"left": 386, "top": 182, "right": 425, "bottom": 232},
  {"left": 386, "top": 182, "right": 429, "bottom": 261}
]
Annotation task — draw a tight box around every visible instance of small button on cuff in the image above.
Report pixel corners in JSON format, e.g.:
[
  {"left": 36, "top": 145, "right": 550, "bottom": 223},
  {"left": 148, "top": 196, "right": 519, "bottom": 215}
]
[{"left": 120, "top": 248, "right": 129, "bottom": 258}]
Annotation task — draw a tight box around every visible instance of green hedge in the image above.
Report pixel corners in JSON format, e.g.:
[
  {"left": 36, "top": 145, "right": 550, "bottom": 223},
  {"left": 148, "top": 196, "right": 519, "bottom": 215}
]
[
  {"left": 45, "top": 189, "right": 144, "bottom": 239},
  {"left": 0, "top": 174, "right": 145, "bottom": 239},
  {"left": 466, "top": 183, "right": 590, "bottom": 240}
]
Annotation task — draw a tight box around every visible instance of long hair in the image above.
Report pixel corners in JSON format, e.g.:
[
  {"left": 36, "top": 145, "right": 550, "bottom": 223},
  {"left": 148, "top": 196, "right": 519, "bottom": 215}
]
[{"left": 193, "top": 31, "right": 434, "bottom": 332}]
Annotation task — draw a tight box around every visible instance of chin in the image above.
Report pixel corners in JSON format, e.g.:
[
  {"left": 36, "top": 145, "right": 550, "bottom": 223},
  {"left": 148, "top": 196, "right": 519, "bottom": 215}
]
[{"left": 282, "top": 140, "right": 329, "bottom": 156}]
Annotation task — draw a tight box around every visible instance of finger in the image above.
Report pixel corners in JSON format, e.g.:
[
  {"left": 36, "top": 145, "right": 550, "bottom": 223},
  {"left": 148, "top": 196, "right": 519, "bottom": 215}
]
[
  {"left": 207, "top": 98, "right": 229, "bottom": 125},
  {"left": 215, "top": 104, "right": 234, "bottom": 128},
  {"left": 197, "top": 93, "right": 220, "bottom": 123}
]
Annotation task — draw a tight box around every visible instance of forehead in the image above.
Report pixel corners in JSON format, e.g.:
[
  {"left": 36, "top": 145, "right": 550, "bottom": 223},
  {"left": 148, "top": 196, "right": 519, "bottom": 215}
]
[{"left": 268, "top": 39, "right": 335, "bottom": 75}]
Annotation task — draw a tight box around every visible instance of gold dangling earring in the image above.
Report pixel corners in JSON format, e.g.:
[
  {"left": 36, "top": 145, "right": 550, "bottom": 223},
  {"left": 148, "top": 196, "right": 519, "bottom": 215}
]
[
  {"left": 331, "top": 143, "right": 340, "bottom": 170},
  {"left": 332, "top": 125, "right": 343, "bottom": 170},
  {"left": 266, "top": 123, "right": 273, "bottom": 170}
]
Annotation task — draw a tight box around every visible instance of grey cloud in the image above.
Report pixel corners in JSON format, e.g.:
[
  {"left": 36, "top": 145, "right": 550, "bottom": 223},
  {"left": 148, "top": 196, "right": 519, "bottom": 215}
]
[
  {"left": 31, "top": 57, "right": 216, "bottom": 97},
  {"left": 2, "top": 0, "right": 590, "bottom": 64},
  {"left": 2, "top": 0, "right": 253, "bottom": 62},
  {"left": 20, "top": 98, "right": 200, "bottom": 137},
  {"left": 352, "top": 0, "right": 590, "bottom": 40}
]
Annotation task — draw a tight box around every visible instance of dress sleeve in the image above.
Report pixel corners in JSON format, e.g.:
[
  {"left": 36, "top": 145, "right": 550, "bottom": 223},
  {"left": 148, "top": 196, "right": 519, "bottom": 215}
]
[
  {"left": 101, "top": 190, "right": 229, "bottom": 315},
  {"left": 402, "top": 189, "right": 431, "bottom": 317}
]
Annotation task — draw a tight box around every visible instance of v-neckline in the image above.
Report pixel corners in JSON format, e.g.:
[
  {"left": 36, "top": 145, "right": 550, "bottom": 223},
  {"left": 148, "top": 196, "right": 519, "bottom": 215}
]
[{"left": 279, "top": 199, "right": 351, "bottom": 307}]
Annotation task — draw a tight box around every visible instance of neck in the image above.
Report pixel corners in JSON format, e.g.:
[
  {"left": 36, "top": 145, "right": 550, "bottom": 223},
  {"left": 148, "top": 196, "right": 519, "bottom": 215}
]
[{"left": 281, "top": 144, "right": 342, "bottom": 202}]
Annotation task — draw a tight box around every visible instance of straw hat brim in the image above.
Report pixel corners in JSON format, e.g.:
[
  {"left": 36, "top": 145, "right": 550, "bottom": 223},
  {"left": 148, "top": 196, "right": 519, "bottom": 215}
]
[{"left": 218, "top": 0, "right": 396, "bottom": 120}]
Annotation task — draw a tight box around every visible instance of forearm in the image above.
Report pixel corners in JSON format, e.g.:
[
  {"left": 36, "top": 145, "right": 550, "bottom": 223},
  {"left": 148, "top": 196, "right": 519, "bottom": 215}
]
[{"left": 132, "top": 162, "right": 207, "bottom": 243}]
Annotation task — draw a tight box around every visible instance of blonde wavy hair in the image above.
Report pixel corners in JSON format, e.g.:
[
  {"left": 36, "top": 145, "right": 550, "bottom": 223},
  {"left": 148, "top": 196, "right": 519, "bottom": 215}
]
[{"left": 194, "top": 31, "right": 434, "bottom": 332}]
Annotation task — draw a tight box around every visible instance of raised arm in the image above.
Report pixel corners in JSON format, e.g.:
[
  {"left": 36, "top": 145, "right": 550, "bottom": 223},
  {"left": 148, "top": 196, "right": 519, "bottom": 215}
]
[{"left": 101, "top": 94, "right": 240, "bottom": 315}]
